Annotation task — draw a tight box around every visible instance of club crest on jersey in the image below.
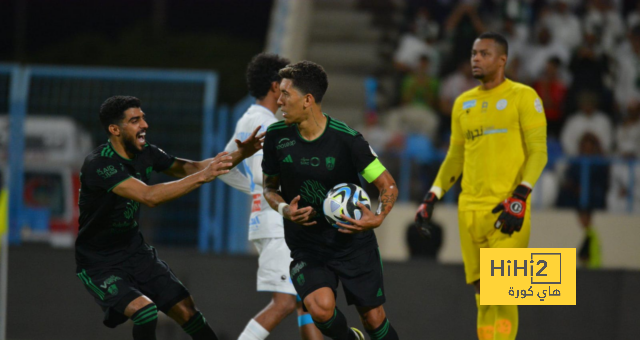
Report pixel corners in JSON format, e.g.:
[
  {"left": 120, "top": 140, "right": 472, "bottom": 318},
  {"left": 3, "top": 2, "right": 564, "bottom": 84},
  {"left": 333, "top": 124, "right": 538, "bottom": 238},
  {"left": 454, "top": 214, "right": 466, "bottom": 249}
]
[
  {"left": 277, "top": 137, "right": 296, "bottom": 150},
  {"left": 496, "top": 99, "right": 508, "bottom": 110},
  {"left": 326, "top": 157, "right": 335, "bottom": 170}
]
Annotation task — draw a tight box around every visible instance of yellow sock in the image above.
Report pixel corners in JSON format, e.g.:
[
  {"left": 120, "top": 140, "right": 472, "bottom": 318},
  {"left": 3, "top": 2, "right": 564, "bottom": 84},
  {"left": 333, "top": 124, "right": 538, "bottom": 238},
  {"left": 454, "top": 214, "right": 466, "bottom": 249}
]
[{"left": 475, "top": 294, "right": 518, "bottom": 340}]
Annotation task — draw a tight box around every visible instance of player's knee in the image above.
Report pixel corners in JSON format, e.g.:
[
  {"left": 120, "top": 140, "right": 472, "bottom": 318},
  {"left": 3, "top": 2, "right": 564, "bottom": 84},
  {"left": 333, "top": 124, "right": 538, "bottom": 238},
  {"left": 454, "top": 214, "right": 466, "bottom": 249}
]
[
  {"left": 272, "top": 294, "right": 297, "bottom": 316},
  {"left": 305, "top": 296, "right": 335, "bottom": 322},
  {"left": 169, "top": 301, "right": 198, "bottom": 324},
  {"left": 358, "top": 306, "right": 386, "bottom": 330}
]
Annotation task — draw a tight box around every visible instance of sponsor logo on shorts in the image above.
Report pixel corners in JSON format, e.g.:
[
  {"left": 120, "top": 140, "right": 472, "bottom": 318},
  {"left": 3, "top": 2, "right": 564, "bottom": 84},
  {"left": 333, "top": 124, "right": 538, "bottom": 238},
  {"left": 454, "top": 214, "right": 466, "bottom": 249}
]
[
  {"left": 100, "top": 275, "right": 122, "bottom": 289},
  {"left": 297, "top": 274, "right": 305, "bottom": 286},
  {"left": 291, "top": 261, "right": 307, "bottom": 277}
]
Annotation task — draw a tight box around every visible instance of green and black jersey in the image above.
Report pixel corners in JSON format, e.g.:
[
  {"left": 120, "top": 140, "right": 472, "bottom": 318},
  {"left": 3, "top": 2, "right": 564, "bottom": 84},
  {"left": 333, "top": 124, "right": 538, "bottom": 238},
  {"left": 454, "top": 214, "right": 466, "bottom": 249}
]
[
  {"left": 262, "top": 115, "right": 387, "bottom": 260},
  {"left": 75, "top": 140, "right": 175, "bottom": 269}
]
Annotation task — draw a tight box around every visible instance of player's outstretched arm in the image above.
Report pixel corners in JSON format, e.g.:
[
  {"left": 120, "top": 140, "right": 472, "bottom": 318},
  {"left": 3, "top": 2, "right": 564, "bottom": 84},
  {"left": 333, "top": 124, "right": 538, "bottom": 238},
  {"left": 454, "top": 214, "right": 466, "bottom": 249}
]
[
  {"left": 163, "top": 126, "right": 265, "bottom": 178},
  {"left": 112, "top": 153, "right": 232, "bottom": 207},
  {"left": 263, "top": 174, "right": 316, "bottom": 226},
  {"left": 337, "top": 170, "right": 397, "bottom": 234}
]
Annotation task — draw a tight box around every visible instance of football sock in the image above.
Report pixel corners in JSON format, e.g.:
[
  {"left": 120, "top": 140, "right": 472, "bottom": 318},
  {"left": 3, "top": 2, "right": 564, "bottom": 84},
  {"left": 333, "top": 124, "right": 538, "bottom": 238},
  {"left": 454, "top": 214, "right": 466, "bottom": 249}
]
[
  {"left": 476, "top": 294, "right": 518, "bottom": 340},
  {"left": 238, "top": 319, "right": 270, "bottom": 340},
  {"left": 131, "top": 304, "right": 158, "bottom": 340},
  {"left": 313, "top": 308, "right": 355, "bottom": 340},
  {"left": 365, "top": 318, "right": 399, "bottom": 340},
  {"left": 182, "top": 312, "right": 218, "bottom": 340}
]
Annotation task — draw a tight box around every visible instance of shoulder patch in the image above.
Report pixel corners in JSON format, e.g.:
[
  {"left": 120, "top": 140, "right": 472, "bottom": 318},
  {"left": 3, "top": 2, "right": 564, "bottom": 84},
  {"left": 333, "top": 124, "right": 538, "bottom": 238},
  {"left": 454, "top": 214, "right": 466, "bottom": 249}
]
[{"left": 534, "top": 98, "right": 544, "bottom": 113}]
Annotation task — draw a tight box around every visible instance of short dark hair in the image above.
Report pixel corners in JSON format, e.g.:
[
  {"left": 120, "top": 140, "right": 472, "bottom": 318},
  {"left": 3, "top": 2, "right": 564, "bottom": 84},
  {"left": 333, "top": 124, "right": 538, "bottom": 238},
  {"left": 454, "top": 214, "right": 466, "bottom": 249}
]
[
  {"left": 99, "top": 96, "right": 141, "bottom": 134},
  {"left": 278, "top": 61, "right": 329, "bottom": 103},
  {"left": 246, "top": 53, "right": 290, "bottom": 99},
  {"left": 478, "top": 32, "right": 509, "bottom": 56}
]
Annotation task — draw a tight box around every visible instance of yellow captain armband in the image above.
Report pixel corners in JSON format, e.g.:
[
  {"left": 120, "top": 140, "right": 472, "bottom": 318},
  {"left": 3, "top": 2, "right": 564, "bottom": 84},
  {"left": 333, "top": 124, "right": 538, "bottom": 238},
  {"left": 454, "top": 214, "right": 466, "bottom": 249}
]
[{"left": 360, "top": 158, "right": 386, "bottom": 183}]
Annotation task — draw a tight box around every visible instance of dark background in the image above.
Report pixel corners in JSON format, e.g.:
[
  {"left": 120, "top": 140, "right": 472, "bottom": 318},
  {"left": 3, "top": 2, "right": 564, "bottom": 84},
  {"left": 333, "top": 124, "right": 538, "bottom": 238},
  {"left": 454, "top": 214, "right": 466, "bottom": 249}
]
[{"left": 0, "top": 0, "right": 273, "bottom": 104}]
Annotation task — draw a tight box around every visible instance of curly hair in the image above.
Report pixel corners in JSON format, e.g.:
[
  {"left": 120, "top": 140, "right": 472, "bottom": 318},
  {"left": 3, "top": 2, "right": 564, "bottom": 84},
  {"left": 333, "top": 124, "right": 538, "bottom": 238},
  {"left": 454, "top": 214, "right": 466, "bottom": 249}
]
[
  {"left": 278, "top": 61, "right": 329, "bottom": 103},
  {"left": 99, "top": 96, "right": 141, "bottom": 134},
  {"left": 246, "top": 53, "right": 291, "bottom": 99}
]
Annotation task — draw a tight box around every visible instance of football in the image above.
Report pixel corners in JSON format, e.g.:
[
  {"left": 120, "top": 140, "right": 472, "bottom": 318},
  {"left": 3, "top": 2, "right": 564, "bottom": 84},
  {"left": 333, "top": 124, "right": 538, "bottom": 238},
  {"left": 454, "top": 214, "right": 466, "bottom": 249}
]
[{"left": 323, "top": 183, "right": 372, "bottom": 228}]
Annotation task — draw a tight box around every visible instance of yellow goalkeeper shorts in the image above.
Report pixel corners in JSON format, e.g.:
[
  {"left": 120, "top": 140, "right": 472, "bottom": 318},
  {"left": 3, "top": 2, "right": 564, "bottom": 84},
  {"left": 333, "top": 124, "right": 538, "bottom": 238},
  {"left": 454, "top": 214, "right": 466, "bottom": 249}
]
[{"left": 458, "top": 205, "right": 531, "bottom": 284}]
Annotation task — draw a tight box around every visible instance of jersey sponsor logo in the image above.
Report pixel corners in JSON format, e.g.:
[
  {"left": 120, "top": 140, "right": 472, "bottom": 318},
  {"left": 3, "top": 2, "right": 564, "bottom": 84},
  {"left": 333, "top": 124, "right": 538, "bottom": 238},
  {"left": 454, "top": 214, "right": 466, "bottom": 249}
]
[
  {"left": 534, "top": 98, "right": 544, "bottom": 113},
  {"left": 96, "top": 165, "right": 117, "bottom": 179},
  {"left": 463, "top": 100, "right": 477, "bottom": 109},
  {"left": 326, "top": 157, "right": 335, "bottom": 170},
  {"left": 300, "top": 180, "right": 327, "bottom": 208},
  {"left": 283, "top": 154, "right": 293, "bottom": 163},
  {"left": 277, "top": 137, "right": 297, "bottom": 150},
  {"left": 300, "top": 157, "right": 320, "bottom": 166},
  {"left": 496, "top": 99, "right": 508, "bottom": 110},
  {"left": 251, "top": 194, "right": 261, "bottom": 212},
  {"left": 466, "top": 126, "right": 508, "bottom": 140}
]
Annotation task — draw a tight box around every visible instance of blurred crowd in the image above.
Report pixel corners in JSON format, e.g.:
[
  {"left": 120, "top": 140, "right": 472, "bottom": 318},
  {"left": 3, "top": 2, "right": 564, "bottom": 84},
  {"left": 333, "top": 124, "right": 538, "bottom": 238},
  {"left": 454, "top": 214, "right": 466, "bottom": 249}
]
[{"left": 365, "top": 0, "right": 640, "bottom": 213}]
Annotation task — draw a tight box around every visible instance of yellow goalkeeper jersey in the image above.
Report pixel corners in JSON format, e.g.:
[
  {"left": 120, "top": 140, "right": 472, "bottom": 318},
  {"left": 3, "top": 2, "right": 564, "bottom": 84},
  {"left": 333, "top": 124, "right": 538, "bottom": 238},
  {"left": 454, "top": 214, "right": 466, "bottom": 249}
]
[{"left": 444, "top": 78, "right": 547, "bottom": 211}]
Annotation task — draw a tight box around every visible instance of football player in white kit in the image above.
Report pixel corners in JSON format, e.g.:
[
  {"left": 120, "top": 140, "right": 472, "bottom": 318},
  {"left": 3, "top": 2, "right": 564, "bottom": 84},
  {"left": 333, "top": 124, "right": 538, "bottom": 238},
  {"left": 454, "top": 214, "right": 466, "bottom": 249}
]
[{"left": 219, "top": 53, "right": 323, "bottom": 340}]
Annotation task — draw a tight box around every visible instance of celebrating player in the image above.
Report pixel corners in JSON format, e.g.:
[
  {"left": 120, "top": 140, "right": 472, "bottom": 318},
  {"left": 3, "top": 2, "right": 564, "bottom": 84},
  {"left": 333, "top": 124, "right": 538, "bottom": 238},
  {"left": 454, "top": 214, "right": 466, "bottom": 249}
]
[
  {"left": 415, "top": 32, "right": 548, "bottom": 340},
  {"left": 262, "top": 61, "right": 400, "bottom": 340},
  {"left": 218, "top": 53, "right": 322, "bottom": 340},
  {"left": 75, "top": 96, "right": 264, "bottom": 340}
]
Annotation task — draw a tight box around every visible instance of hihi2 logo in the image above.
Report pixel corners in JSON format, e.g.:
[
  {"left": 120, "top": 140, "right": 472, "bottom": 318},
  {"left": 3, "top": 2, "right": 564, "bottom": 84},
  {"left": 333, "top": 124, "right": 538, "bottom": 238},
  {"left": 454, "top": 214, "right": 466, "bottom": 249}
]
[{"left": 480, "top": 248, "right": 576, "bottom": 305}]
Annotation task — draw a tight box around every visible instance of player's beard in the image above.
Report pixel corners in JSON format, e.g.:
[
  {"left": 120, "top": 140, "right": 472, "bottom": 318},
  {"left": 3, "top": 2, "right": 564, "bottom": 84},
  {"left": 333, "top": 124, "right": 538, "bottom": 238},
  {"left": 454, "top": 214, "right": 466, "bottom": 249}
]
[{"left": 123, "top": 132, "right": 143, "bottom": 155}]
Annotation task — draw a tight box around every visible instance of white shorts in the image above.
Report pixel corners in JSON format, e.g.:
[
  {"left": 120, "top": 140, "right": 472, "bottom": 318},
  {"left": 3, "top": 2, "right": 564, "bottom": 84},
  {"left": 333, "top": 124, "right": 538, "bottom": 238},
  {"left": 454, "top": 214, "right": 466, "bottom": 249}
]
[{"left": 252, "top": 237, "right": 297, "bottom": 296}]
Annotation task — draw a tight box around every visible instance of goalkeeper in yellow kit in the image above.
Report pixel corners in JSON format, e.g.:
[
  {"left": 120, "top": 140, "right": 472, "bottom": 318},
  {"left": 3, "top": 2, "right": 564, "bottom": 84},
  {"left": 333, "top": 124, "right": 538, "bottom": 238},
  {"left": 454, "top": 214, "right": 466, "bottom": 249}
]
[{"left": 415, "top": 32, "right": 547, "bottom": 340}]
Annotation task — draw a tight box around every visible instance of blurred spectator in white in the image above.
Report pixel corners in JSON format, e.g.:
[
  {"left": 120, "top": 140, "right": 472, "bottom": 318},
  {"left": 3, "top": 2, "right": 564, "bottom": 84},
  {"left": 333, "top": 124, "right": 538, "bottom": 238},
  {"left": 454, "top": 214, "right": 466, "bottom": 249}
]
[
  {"left": 522, "top": 26, "right": 570, "bottom": 82},
  {"left": 627, "top": 1, "right": 640, "bottom": 29},
  {"left": 540, "top": 0, "right": 583, "bottom": 51},
  {"left": 394, "top": 23, "right": 440, "bottom": 76},
  {"left": 414, "top": 7, "right": 440, "bottom": 43},
  {"left": 561, "top": 92, "right": 613, "bottom": 155},
  {"left": 583, "top": 0, "right": 625, "bottom": 53},
  {"left": 614, "top": 25, "right": 640, "bottom": 111},
  {"left": 533, "top": 57, "right": 568, "bottom": 138},
  {"left": 607, "top": 100, "right": 640, "bottom": 213},
  {"left": 440, "top": 61, "right": 477, "bottom": 115},
  {"left": 401, "top": 55, "right": 440, "bottom": 112}
]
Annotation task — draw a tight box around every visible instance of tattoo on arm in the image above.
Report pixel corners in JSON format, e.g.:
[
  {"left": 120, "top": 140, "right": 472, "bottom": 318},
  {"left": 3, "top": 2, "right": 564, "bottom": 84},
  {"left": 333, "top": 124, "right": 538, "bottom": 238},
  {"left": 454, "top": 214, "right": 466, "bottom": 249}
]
[
  {"left": 376, "top": 182, "right": 398, "bottom": 216},
  {"left": 263, "top": 175, "right": 285, "bottom": 210}
]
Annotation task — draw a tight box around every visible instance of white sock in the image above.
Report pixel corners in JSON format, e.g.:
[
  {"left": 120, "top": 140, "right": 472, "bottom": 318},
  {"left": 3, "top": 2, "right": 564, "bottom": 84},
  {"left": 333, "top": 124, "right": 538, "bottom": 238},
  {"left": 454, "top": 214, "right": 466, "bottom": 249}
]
[{"left": 238, "top": 319, "right": 270, "bottom": 340}]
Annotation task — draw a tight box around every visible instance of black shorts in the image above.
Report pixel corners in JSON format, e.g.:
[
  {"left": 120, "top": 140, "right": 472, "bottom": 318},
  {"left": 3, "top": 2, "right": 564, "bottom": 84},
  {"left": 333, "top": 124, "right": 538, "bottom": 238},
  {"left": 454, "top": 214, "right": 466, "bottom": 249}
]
[
  {"left": 76, "top": 244, "right": 190, "bottom": 328},
  {"left": 290, "top": 247, "right": 386, "bottom": 310}
]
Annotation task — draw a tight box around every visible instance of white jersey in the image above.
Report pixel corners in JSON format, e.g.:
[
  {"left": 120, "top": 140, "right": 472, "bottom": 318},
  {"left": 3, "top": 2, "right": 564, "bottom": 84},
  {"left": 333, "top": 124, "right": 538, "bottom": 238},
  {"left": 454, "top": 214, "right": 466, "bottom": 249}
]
[{"left": 218, "top": 104, "right": 283, "bottom": 240}]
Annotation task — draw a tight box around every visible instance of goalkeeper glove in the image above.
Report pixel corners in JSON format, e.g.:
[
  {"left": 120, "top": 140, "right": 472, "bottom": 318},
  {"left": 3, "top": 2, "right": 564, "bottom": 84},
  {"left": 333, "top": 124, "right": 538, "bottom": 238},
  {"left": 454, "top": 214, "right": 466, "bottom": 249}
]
[
  {"left": 492, "top": 184, "right": 532, "bottom": 235},
  {"left": 415, "top": 191, "right": 438, "bottom": 238}
]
